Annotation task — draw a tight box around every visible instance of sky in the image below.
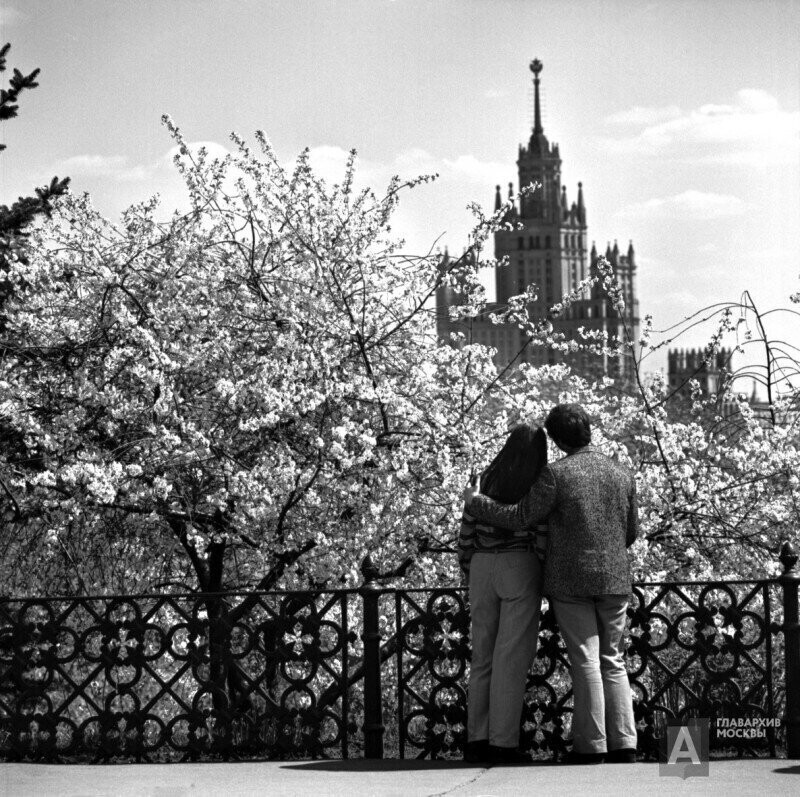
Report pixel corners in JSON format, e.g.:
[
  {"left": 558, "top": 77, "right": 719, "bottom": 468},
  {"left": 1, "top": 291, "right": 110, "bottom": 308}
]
[{"left": 2, "top": 0, "right": 799, "bottom": 383}]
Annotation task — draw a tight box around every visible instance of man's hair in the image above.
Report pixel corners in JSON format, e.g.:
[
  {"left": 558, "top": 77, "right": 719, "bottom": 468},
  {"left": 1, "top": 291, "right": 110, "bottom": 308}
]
[{"left": 545, "top": 403, "right": 591, "bottom": 448}]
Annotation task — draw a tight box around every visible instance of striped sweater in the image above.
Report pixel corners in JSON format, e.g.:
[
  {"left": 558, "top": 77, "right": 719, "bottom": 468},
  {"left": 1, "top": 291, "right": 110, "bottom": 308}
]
[{"left": 457, "top": 506, "right": 548, "bottom": 575}]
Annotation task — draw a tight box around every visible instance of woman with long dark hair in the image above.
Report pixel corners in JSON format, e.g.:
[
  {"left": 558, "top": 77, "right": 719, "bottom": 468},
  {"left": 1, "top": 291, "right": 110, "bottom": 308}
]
[{"left": 458, "top": 423, "right": 548, "bottom": 764}]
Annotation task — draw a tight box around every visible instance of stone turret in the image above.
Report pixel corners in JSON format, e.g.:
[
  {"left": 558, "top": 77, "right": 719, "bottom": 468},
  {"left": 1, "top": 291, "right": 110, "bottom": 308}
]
[{"left": 667, "top": 347, "right": 732, "bottom": 394}]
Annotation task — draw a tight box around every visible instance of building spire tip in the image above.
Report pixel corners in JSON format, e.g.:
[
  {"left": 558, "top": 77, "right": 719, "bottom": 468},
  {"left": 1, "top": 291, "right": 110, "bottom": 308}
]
[{"left": 530, "top": 58, "right": 544, "bottom": 136}]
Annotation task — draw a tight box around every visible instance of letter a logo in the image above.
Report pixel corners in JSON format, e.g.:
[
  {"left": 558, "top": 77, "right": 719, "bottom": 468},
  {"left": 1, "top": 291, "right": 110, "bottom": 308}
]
[
  {"left": 667, "top": 726, "right": 700, "bottom": 766},
  {"left": 660, "top": 719, "right": 710, "bottom": 779}
]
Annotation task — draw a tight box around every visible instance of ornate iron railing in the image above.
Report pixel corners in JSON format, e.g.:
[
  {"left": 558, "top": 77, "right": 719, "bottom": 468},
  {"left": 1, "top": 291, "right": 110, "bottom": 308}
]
[
  {"left": 1, "top": 542, "right": 799, "bottom": 763},
  {"left": 390, "top": 582, "right": 778, "bottom": 760},
  {"left": 0, "top": 590, "right": 360, "bottom": 761}
]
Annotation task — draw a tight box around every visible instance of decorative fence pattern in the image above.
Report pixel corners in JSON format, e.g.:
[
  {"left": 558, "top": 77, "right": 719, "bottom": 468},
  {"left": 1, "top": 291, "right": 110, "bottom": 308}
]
[
  {"left": 1, "top": 543, "right": 799, "bottom": 763},
  {"left": 0, "top": 590, "right": 360, "bottom": 762},
  {"left": 392, "top": 582, "right": 778, "bottom": 760}
]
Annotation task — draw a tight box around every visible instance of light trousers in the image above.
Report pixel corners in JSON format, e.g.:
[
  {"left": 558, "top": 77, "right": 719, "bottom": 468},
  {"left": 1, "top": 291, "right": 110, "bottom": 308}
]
[
  {"left": 467, "top": 551, "right": 542, "bottom": 748},
  {"left": 551, "top": 593, "right": 638, "bottom": 754}
]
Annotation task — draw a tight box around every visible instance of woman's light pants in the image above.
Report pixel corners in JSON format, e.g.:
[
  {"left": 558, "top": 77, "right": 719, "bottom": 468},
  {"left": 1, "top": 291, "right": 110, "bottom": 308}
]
[
  {"left": 467, "top": 551, "right": 542, "bottom": 748},
  {"left": 550, "top": 593, "right": 638, "bottom": 754}
]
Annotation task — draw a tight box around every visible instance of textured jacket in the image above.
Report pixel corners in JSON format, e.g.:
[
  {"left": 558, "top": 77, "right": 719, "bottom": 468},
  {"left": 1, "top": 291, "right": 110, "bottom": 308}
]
[{"left": 469, "top": 445, "right": 638, "bottom": 596}]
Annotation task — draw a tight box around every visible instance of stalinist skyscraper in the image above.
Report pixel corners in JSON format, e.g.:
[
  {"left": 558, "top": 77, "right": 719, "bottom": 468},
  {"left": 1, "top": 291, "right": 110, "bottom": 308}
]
[{"left": 436, "top": 60, "right": 640, "bottom": 383}]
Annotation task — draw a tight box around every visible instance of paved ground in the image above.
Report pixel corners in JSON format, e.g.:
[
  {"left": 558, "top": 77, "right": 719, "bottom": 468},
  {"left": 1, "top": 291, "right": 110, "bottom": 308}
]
[{"left": 3, "top": 758, "right": 799, "bottom": 797}]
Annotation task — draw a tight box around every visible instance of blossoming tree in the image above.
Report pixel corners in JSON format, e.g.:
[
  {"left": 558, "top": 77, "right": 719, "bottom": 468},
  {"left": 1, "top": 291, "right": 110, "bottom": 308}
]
[
  {"left": 1, "top": 118, "right": 799, "bottom": 602},
  {"left": 0, "top": 120, "right": 556, "bottom": 597}
]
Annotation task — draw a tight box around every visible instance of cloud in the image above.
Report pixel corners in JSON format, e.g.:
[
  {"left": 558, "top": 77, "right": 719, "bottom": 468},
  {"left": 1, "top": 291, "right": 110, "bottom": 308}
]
[
  {"left": 443, "top": 154, "right": 508, "bottom": 184},
  {"left": 0, "top": 5, "right": 26, "bottom": 25},
  {"left": 306, "top": 144, "right": 385, "bottom": 188},
  {"left": 164, "top": 140, "right": 231, "bottom": 166},
  {"left": 604, "top": 105, "right": 682, "bottom": 126},
  {"left": 49, "top": 140, "right": 235, "bottom": 219},
  {"left": 307, "top": 145, "right": 354, "bottom": 180},
  {"left": 54, "top": 140, "right": 504, "bottom": 206},
  {"left": 391, "top": 148, "right": 505, "bottom": 185},
  {"left": 393, "top": 147, "right": 438, "bottom": 175},
  {"left": 617, "top": 190, "right": 747, "bottom": 220},
  {"left": 57, "top": 141, "right": 232, "bottom": 183},
  {"left": 44, "top": 139, "right": 503, "bottom": 257},
  {"left": 55, "top": 154, "right": 149, "bottom": 182},
  {"left": 600, "top": 89, "right": 800, "bottom": 165}
]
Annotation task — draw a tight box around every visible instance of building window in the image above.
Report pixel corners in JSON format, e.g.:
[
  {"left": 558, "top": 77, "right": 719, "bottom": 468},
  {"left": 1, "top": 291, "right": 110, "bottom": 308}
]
[
  {"left": 545, "top": 235, "right": 551, "bottom": 249},
  {"left": 518, "top": 237, "right": 524, "bottom": 249}
]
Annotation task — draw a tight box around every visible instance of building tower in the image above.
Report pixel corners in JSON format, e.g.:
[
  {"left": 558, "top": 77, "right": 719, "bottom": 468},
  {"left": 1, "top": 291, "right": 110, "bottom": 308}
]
[
  {"left": 492, "top": 58, "right": 590, "bottom": 367},
  {"left": 667, "top": 347, "right": 732, "bottom": 395},
  {"left": 436, "top": 60, "right": 640, "bottom": 384}
]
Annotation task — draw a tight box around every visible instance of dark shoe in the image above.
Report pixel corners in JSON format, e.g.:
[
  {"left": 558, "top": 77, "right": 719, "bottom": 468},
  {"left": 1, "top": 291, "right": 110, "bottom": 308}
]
[
  {"left": 606, "top": 747, "right": 637, "bottom": 764},
  {"left": 565, "top": 750, "right": 606, "bottom": 764},
  {"left": 464, "top": 739, "right": 490, "bottom": 763},
  {"left": 488, "top": 745, "right": 532, "bottom": 765}
]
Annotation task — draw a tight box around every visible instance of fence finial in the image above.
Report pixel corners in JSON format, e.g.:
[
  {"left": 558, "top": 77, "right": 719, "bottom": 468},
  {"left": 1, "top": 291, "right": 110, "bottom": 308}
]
[
  {"left": 779, "top": 540, "right": 798, "bottom": 574},
  {"left": 360, "top": 554, "right": 380, "bottom": 585}
]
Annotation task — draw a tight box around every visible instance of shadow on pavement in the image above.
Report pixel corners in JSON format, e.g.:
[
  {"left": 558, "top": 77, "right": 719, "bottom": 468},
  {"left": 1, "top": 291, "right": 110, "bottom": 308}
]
[
  {"left": 282, "top": 759, "right": 560, "bottom": 772},
  {"left": 773, "top": 764, "right": 800, "bottom": 774},
  {"left": 281, "top": 760, "right": 476, "bottom": 772}
]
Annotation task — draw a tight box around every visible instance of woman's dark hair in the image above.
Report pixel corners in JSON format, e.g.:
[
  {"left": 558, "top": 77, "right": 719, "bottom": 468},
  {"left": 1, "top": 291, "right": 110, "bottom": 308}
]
[
  {"left": 545, "top": 403, "right": 591, "bottom": 449},
  {"left": 480, "top": 424, "right": 547, "bottom": 504}
]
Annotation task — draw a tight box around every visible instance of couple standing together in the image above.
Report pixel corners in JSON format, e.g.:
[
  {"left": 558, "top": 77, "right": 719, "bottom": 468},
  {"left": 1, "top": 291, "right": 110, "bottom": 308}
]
[{"left": 459, "top": 403, "right": 639, "bottom": 765}]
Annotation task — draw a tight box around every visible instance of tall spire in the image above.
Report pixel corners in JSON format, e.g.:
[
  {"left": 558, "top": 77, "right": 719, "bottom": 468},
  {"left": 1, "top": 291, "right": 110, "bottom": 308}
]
[
  {"left": 530, "top": 58, "right": 544, "bottom": 135},
  {"left": 525, "top": 58, "right": 552, "bottom": 157}
]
